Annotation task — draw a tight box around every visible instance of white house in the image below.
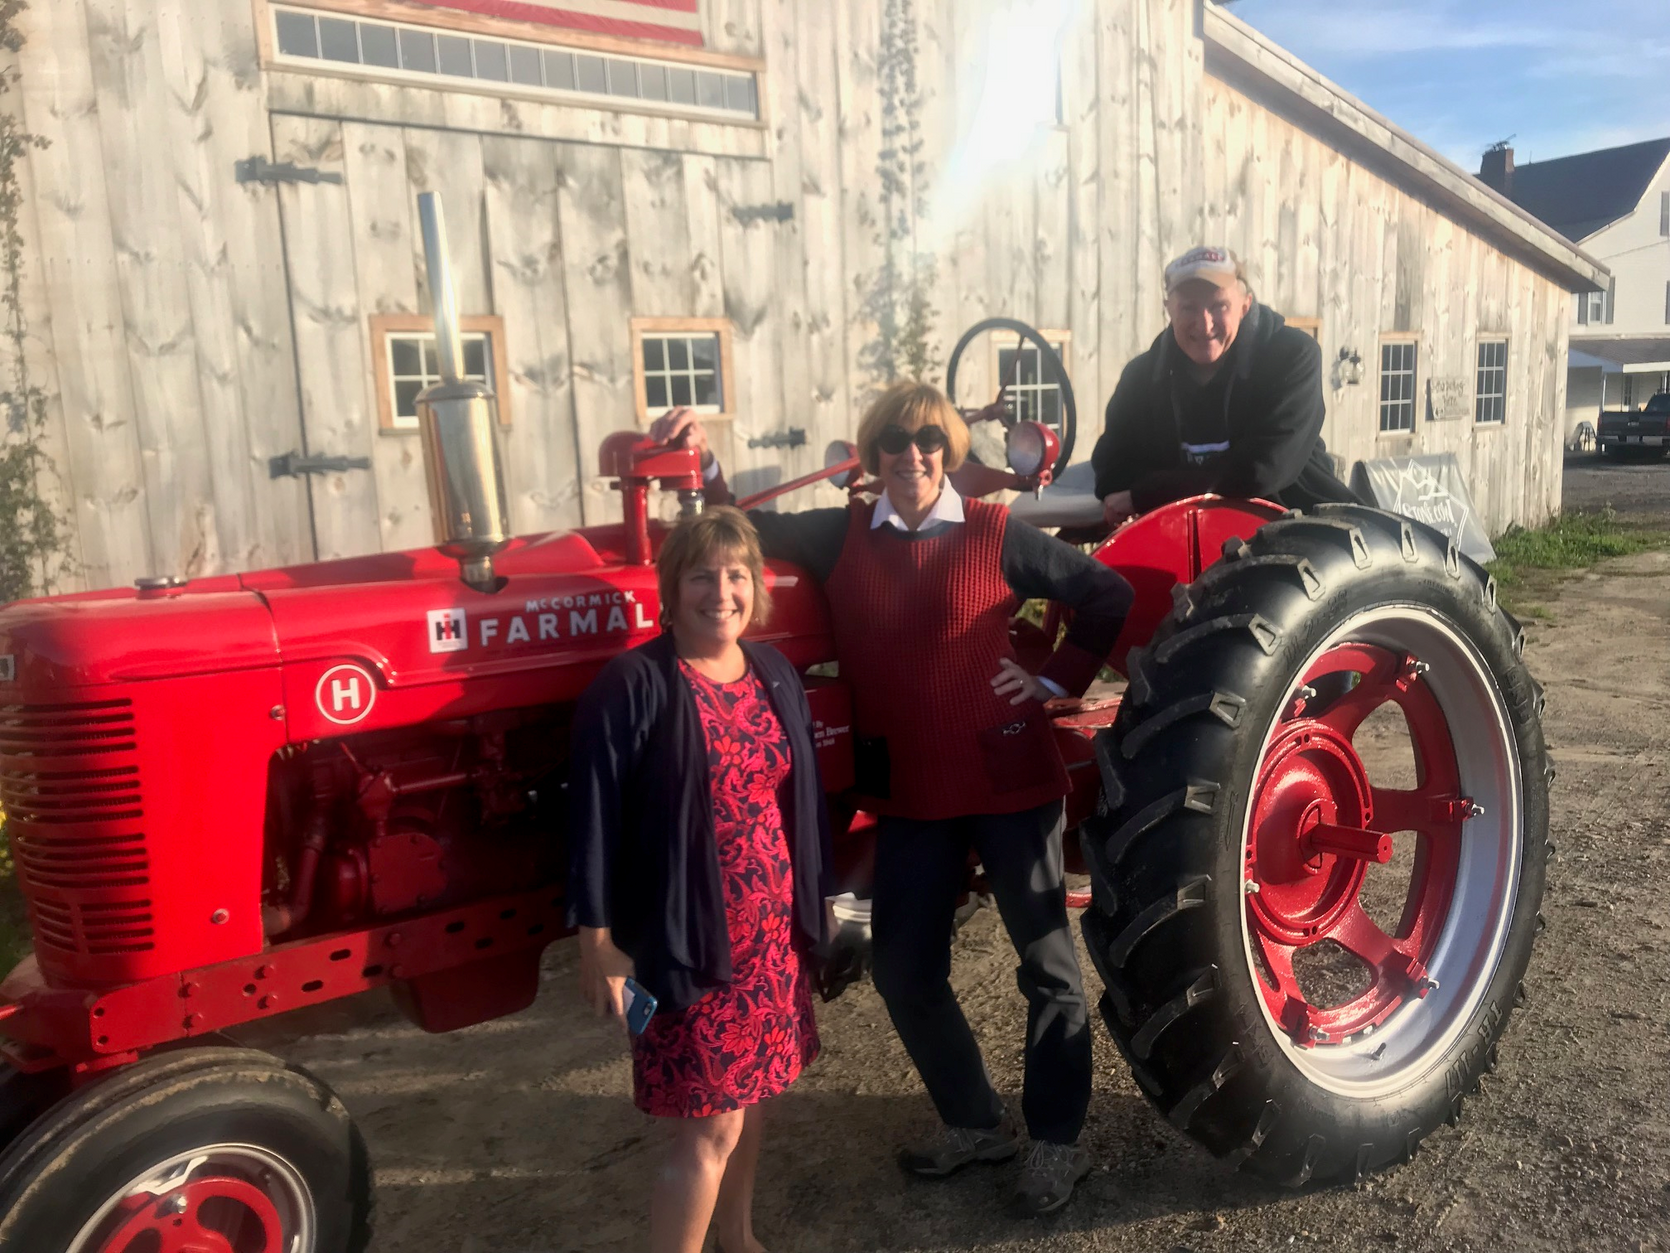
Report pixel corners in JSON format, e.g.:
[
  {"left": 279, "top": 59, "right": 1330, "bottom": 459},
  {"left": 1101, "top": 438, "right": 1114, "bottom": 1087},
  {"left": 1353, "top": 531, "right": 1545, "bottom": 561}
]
[{"left": 1482, "top": 138, "right": 1670, "bottom": 429}]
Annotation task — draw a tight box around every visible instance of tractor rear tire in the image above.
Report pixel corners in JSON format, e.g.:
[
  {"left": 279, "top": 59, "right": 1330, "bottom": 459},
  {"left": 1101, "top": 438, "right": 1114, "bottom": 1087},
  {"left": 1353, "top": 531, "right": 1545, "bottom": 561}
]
[
  {"left": 1079, "top": 503, "right": 1550, "bottom": 1186},
  {"left": 0, "top": 1046, "right": 371, "bottom": 1252}
]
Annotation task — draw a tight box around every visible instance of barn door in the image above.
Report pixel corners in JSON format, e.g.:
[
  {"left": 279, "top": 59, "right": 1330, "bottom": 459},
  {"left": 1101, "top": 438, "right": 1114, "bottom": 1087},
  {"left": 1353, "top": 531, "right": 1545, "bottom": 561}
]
[{"left": 270, "top": 113, "right": 478, "bottom": 561}]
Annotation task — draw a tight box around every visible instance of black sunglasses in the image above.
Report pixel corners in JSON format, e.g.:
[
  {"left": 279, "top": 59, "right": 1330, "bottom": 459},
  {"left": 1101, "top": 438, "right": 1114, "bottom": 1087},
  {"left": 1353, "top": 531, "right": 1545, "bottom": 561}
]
[{"left": 876, "top": 424, "right": 949, "bottom": 456}]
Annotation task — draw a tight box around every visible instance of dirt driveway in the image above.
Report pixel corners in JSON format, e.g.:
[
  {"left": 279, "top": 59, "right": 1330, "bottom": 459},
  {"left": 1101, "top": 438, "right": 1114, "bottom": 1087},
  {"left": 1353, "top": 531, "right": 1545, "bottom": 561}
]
[{"left": 242, "top": 455, "right": 1670, "bottom": 1253}]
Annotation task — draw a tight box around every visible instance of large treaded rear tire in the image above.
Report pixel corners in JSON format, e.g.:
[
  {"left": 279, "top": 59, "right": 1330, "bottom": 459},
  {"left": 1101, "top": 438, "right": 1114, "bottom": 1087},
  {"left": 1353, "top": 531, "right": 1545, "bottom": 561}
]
[{"left": 1079, "top": 503, "right": 1551, "bottom": 1186}]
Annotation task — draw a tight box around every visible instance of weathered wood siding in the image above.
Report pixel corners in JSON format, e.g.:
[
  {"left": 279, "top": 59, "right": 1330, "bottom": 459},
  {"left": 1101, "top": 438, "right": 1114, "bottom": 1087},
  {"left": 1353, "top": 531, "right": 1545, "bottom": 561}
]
[
  {"left": 1201, "top": 78, "right": 1570, "bottom": 533},
  {"left": 6, "top": 0, "right": 1571, "bottom": 590}
]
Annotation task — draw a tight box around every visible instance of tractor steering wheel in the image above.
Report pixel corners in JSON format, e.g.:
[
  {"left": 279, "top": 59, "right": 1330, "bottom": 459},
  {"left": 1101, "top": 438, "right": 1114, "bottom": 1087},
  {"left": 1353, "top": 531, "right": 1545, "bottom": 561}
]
[{"left": 945, "top": 317, "right": 1077, "bottom": 481}]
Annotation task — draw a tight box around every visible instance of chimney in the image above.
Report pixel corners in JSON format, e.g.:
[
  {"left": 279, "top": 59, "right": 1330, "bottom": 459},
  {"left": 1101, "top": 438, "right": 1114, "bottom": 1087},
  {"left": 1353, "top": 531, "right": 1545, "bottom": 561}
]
[{"left": 1479, "top": 144, "right": 1514, "bottom": 197}]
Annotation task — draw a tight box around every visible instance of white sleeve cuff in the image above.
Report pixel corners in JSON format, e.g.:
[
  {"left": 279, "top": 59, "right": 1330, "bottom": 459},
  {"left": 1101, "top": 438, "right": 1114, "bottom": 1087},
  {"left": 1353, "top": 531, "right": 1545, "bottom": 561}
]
[
  {"left": 703, "top": 458, "right": 721, "bottom": 483},
  {"left": 1037, "top": 675, "right": 1067, "bottom": 699}
]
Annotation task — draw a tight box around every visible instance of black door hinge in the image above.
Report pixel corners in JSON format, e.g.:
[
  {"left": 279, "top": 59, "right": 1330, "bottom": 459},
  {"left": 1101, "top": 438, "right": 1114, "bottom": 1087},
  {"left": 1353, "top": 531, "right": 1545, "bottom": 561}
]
[
  {"left": 748, "top": 428, "right": 807, "bottom": 450},
  {"left": 237, "top": 155, "right": 344, "bottom": 186},
  {"left": 269, "top": 451, "right": 372, "bottom": 479}
]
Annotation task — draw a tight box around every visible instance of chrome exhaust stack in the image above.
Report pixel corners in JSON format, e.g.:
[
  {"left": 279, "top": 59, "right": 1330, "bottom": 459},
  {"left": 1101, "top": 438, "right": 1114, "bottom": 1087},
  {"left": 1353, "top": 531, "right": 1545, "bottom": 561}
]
[{"left": 415, "top": 191, "right": 510, "bottom": 591}]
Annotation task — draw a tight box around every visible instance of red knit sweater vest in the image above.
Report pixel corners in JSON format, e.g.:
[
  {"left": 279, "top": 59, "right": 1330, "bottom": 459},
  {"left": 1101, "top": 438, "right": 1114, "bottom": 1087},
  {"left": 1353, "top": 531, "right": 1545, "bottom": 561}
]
[{"left": 823, "top": 499, "right": 1069, "bottom": 820}]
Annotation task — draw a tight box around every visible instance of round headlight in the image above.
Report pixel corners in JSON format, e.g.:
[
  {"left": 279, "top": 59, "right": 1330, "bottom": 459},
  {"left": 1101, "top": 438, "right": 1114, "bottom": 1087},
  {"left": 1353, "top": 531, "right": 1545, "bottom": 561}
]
[
  {"left": 1006, "top": 422, "right": 1056, "bottom": 478},
  {"left": 824, "top": 439, "right": 861, "bottom": 489}
]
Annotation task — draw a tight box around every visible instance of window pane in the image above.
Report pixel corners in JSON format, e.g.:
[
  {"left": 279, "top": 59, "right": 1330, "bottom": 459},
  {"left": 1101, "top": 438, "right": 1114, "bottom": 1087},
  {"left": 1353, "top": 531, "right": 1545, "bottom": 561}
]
[
  {"left": 275, "top": 10, "right": 319, "bottom": 57},
  {"left": 666, "top": 67, "right": 696, "bottom": 105},
  {"left": 473, "top": 40, "right": 509, "bottom": 82},
  {"left": 463, "top": 336, "right": 488, "bottom": 379},
  {"left": 576, "top": 54, "right": 608, "bottom": 94},
  {"left": 724, "top": 74, "right": 756, "bottom": 115},
  {"left": 437, "top": 34, "right": 473, "bottom": 77},
  {"left": 508, "top": 45, "right": 542, "bottom": 86},
  {"left": 391, "top": 337, "right": 421, "bottom": 377},
  {"left": 667, "top": 338, "right": 690, "bottom": 370},
  {"left": 671, "top": 375, "right": 693, "bottom": 406},
  {"left": 642, "top": 337, "right": 665, "bottom": 371},
  {"left": 638, "top": 63, "right": 668, "bottom": 102},
  {"left": 646, "top": 376, "right": 669, "bottom": 409},
  {"left": 318, "top": 16, "right": 359, "bottom": 63},
  {"left": 693, "top": 373, "right": 719, "bottom": 407},
  {"left": 422, "top": 339, "right": 440, "bottom": 377},
  {"left": 689, "top": 335, "right": 717, "bottom": 371},
  {"left": 695, "top": 70, "right": 726, "bottom": 109},
  {"left": 359, "top": 23, "right": 398, "bottom": 68},
  {"left": 606, "top": 59, "right": 639, "bottom": 97},
  {"left": 544, "top": 49, "right": 576, "bottom": 91},
  {"left": 395, "top": 379, "right": 423, "bottom": 418},
  {"left": 399, "top": 28, "right": 437, "bottom": 74}
]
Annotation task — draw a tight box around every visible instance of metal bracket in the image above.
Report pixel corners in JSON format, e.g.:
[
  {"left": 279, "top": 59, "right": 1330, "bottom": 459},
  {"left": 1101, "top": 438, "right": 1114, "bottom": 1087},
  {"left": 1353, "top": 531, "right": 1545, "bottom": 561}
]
[
  {"left": 236, "top": 155, "right": 343, "bottom": 186},
  {"left": 730, "top": 201, "right": 794, "bottom": 225},
  {"left": 268, "top": 451, "right": 372, "bottom": 479},
  {"left": 747, "top": 428, "right": 807, "bottom": 450}
]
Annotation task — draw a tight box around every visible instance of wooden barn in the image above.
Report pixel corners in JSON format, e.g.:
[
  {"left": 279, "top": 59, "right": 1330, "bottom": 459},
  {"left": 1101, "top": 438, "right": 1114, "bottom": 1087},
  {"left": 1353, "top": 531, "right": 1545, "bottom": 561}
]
[{"left": 3, "top": 0, "right": 1607, "bottom": 591}]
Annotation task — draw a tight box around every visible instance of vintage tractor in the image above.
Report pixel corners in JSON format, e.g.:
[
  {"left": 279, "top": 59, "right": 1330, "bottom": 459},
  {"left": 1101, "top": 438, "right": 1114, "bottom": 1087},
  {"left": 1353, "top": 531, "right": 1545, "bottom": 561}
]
[{"left": 0, "top": 197, "right": 1549, "bottom": 1250}]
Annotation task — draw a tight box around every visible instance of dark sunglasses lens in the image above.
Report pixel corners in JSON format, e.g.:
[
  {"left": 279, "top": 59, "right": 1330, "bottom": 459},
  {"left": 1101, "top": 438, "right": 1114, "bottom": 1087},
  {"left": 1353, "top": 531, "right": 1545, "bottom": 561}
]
[
  {"left": 877, "top": 426, "right": 912, "bottom": 455},
  {"left": 913, "top": 426, "right": 948, "bottom": 454}
]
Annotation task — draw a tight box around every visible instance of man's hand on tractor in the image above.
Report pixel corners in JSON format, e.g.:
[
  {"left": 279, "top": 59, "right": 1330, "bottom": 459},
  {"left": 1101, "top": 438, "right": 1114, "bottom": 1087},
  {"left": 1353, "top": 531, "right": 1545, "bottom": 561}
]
[
  {"left": 990, "top": 657, "right": 1049, "bottom": 706},
  {"left": 648, "top": 406, "right": 713, "bottom": 470},
  {"left": 577, "top": 926, "right": 635, "bottom": 1026},
  {"left": 1101, "top": 490, "right": 1136, "bottom": 531}
]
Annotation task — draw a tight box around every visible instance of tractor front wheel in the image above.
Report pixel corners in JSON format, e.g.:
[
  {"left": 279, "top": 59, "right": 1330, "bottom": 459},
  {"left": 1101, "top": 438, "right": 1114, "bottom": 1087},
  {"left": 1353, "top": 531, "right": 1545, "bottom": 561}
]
[
  {"left": 1080, "top": 503, "right": 1551, "bottom": 1186},
  {"left": 0, "top": 1046, "right": 370, "bottom": 1252}
]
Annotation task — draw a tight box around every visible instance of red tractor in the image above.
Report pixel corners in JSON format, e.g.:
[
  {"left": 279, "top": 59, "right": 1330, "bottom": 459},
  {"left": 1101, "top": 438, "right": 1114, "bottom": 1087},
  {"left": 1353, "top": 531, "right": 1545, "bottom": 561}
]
[{"left": 0, "top": 199, "right": 1549, "bottom": 1250}]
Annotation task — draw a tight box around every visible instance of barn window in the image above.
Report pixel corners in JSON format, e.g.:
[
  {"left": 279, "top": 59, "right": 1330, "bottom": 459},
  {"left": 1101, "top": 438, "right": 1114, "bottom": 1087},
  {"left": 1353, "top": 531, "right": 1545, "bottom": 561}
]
[
  {"left": 993, "top": 332, "right": 1072, "bottom": 433},
  {"left": 268, "top": 6, "right": 760, "bottom": 121},
  {"left": 1378, "top": 339, "right": 1418, "bottom": 434},
  {"left": 1661, "top": 190, "right": 1669, "bottom": 237},
  {"left": 370, "top": 314, "right": 511, "bottom": 433},
  {"left": 631, "top": 317, "right": 734, "bottom": 423},
  {"left": 1475, "top": 340, "right": 1508, "bottom": 425}
]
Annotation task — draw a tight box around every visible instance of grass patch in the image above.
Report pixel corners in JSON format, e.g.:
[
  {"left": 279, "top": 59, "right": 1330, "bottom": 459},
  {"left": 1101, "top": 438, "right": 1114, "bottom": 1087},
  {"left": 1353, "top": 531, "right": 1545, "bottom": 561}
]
[
  {"left": 0, "top": 819, "right": 28, "bottom": 974},
  {"left": 1488, "top": 507, "right": 1670, "bottom": 615}
]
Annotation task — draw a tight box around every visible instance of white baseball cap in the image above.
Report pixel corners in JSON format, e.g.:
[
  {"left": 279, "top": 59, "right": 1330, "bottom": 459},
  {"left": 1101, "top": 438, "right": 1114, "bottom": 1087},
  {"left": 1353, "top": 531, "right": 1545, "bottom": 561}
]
[{"left": 1164, "top": 245, "right": 1244, "bottom": 294}]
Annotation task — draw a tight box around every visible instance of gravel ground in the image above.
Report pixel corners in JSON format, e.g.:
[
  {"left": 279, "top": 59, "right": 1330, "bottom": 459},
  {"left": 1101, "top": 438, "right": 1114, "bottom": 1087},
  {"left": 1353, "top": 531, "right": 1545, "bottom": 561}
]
[{"left": 241, "top": 454, "right": 1670, "bottom": 1253}]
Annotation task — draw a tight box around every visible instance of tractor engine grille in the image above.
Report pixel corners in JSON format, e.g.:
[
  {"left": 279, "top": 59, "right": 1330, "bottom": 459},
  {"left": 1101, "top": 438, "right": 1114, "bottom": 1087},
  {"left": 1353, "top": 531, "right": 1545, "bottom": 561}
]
[{"left": 0, "top": 700, "right": 154, "bottom": 957}]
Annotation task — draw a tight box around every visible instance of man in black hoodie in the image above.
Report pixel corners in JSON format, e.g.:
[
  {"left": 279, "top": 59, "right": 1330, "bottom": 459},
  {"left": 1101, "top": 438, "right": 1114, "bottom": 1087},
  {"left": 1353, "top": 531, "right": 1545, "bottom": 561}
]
[{"left": 1092, "top": 246, "right": 1359, "bottom": 529}]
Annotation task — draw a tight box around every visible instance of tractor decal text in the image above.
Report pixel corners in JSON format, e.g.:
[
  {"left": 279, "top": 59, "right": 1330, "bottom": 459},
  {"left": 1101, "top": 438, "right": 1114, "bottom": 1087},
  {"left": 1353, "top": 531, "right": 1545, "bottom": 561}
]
[{"left": 427, "top": 591, "right": 656, "bottom": 656}]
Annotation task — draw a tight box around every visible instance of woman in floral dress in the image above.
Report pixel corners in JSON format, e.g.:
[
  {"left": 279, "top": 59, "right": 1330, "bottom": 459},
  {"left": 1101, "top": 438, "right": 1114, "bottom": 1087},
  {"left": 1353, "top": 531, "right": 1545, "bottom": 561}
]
[{"left": 568, "top": 506, "right": 831, "bottom": 1253}]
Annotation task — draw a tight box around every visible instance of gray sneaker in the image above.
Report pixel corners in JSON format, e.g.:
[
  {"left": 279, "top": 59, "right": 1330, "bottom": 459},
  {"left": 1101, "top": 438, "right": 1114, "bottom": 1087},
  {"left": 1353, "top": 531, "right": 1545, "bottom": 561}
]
[
  {"left": 1013, "top": 1140, "right": 1092, "bottom": 1215},
  {"left": 897, "top": 1121, "right": 1020, "bottom": 1178}
]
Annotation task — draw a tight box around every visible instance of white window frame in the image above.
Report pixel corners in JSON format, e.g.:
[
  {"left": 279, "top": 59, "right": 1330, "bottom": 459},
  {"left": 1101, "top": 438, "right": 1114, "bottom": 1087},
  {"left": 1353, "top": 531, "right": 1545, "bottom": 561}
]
[
  {"left": 630, "top": 317, "right": 735, "bottom": 424},
  {"left": 370, "top": 313, "right": 512, "bottom": 432},
  {"left": 989, "top": 330, "right": 1072, "bottom": 430},
  {"left": 1475, "top": 339, "right": 1508, "bottom": 425},
  {"left": 1378, "top": 337, "right": 1419, "bottom": 435}
]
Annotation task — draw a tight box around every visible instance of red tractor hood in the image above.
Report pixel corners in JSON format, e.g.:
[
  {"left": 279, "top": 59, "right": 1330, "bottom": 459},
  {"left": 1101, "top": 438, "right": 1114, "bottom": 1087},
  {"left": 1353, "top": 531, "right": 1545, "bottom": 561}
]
[{"left": 0, "top": 525, "right": 833, "bottom": 739}]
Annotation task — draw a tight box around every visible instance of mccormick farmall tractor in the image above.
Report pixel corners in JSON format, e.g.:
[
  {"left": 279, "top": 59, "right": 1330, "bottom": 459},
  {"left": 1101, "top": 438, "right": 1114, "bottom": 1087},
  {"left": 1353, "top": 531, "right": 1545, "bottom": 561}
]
[{"left": 0, "top": 196, "right": 1549, "bottom": 1250}]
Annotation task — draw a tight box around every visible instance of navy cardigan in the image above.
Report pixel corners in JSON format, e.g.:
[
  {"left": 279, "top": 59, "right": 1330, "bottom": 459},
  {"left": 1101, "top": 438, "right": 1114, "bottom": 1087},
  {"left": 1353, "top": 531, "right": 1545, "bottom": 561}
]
[{"left": 565, "top": 633, "right": 833, "bottom": 1014}]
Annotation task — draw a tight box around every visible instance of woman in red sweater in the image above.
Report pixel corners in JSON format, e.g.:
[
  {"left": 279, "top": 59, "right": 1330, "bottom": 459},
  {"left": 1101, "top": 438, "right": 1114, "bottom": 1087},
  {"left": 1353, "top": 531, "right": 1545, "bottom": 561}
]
[{"left": 651, "top": 385, "right": 1131, "bottom": 1216}]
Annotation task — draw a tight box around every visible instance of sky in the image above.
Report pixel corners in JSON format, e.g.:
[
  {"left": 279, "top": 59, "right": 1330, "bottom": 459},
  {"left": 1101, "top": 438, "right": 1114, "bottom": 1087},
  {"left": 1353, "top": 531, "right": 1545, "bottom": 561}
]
[{"left": 1231, "top": 0, "right": 1670, "bottom": 172}]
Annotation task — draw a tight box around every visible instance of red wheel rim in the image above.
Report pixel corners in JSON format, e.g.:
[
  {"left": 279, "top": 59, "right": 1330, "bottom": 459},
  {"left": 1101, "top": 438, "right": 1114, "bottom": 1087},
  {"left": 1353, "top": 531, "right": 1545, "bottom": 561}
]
[
  {"left": 1245, "top": 640, "right": 1472, "bottom": 1047},
  {"left": 97, "top": 1175, "right": 285, "bottom": 1253}
]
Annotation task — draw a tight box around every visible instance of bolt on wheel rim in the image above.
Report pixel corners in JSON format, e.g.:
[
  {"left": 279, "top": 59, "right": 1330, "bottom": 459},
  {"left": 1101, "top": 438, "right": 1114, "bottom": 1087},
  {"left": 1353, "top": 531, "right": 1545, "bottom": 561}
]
[
  {"left": 1238, "top": 605, "right": 1521, "bottom": 1098},
  {"left": 71, "top": 1143, "right": 315, "bottom": 1253}
]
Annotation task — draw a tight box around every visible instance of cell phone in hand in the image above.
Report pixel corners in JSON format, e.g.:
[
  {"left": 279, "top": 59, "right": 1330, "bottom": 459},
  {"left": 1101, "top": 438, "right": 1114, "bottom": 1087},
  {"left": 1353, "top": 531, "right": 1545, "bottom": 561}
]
[{"left": 621, "top": 977, "right": 658, "bottom": 1035}]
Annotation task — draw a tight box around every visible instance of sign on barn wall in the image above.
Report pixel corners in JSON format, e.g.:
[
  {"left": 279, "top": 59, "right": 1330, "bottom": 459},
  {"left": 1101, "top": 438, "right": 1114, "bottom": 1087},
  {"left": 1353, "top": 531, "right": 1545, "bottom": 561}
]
[
  {"left": 1427, "top": 377, "right": 1470, "bottom": 421},
  {"left": 406, "top": 0, "right": 704, "bottom": 46},
  {"left": 1350, "top": 453, "right": 1496, "bottom": 563}
]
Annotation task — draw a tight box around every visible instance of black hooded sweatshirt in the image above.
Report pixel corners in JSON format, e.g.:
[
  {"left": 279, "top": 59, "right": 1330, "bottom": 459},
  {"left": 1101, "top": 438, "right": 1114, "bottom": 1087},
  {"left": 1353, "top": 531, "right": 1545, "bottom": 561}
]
[{"left": 1091, "top": 303, "right": 1360, "bottom": 512}]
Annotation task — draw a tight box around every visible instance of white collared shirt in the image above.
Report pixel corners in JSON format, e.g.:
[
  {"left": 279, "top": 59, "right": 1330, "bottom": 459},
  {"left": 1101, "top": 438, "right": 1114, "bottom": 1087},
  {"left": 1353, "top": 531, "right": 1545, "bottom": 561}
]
[{"left": 870, "top": 481, "right": 966, "bottom": 532}]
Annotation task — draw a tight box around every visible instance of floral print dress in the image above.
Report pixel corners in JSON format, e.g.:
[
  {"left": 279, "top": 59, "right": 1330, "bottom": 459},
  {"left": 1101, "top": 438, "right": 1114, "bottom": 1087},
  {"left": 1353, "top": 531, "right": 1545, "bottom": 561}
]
[{"left": 630, "top": 661, "right": 821, "bottom": 1117}]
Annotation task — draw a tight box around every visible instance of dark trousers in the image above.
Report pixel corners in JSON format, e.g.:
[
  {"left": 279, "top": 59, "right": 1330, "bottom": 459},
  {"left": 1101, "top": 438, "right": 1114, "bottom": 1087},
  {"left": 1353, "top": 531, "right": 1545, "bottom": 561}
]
[{"left": 870, "top": 799, "right": 1091, "bottom": 1145}]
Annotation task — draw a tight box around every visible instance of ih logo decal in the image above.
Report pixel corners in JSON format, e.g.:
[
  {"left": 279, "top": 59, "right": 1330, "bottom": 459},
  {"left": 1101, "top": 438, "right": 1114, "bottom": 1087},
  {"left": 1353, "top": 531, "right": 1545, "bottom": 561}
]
[
  {"left": 315, "top": 663, "right": 377, "bottom": 725},
  {"left": 427, "top": 608, "right": 468, "bottom": 654}
]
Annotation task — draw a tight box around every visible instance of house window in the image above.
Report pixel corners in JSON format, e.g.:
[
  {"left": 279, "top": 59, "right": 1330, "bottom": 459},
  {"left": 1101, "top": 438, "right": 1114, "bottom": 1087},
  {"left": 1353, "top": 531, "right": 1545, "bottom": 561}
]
[
  {"left": 1378, "top": 339, "right": 1418, "bottom": 434},
  {"left": 1664, "top": 279, "right": 1669, "bottom": 326},
  {"left": 1661, "top": 190, "right": 1669, "bottom": 237},
  {"left": 371, "top": 313, "right": 511, "bottom": 432},
  {"left": 269, "top": 6, "right": 760, "bottom": 120},
  {"left": 630, "top": 317, "right": 734, "bottom": 423},
  {"left": 1475, "top": 340, "right": 1508, "bottom": 424},
  {"left": 993, "top": 331, "right": 1072, "bottom": 433}
]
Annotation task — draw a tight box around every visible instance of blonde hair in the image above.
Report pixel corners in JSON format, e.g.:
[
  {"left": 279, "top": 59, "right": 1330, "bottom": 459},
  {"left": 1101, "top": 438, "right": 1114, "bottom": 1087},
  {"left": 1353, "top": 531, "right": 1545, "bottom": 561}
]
[
  {"left": 656, "top": 505, "right": 772, "bottom": 630},
  {"left": 854, "top": 381, "right": 971, "bottom": 475}
]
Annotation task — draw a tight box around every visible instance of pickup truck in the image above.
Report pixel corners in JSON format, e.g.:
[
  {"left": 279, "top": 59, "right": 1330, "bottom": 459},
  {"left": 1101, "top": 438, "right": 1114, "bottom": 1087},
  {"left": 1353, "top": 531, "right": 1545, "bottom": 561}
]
[{"left": 1598, "top": 392, "right": 1670, "bottom": 457}]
